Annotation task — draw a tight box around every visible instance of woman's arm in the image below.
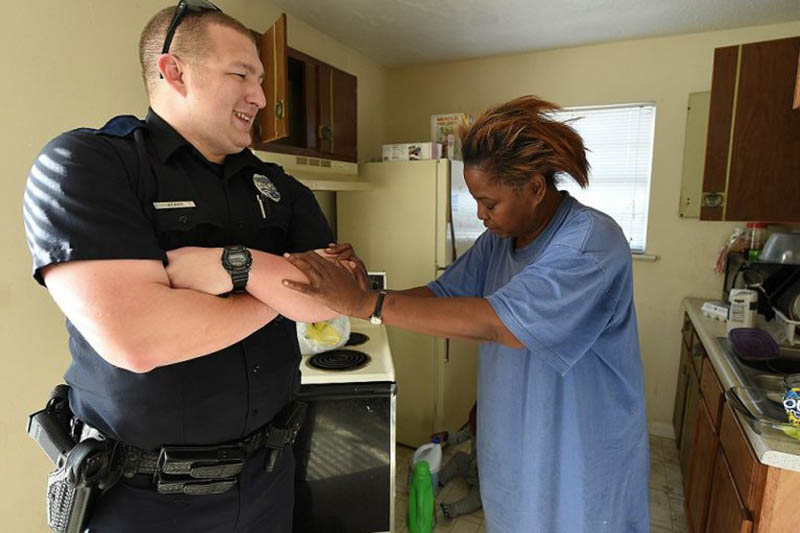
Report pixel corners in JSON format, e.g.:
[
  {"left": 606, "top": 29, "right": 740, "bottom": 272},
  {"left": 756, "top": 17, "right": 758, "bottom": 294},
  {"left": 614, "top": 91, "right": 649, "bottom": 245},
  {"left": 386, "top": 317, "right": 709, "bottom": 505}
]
[{"left": 282, "top": 251, "right": 523, "bottom": 348}]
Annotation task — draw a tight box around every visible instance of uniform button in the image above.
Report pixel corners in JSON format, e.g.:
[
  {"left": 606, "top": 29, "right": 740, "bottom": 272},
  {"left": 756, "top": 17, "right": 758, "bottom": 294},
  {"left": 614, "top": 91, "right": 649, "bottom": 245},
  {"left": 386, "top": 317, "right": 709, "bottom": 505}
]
[
  {"left": 178, "top": 215, "right": 188, "bottom": 224},
  {"left": 252, "top": 408, "right": 259, "bottom": 416},
  {"left": 252, "top": 364, "right": 261, "bottom": 373}
]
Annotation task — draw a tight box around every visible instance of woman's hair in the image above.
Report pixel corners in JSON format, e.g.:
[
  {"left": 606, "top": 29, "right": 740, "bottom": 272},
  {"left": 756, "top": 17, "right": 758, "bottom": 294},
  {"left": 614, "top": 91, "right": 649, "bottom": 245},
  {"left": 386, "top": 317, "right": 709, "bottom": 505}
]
[{"left": 459, "top": 95, "right": 589, "bottom": 189}]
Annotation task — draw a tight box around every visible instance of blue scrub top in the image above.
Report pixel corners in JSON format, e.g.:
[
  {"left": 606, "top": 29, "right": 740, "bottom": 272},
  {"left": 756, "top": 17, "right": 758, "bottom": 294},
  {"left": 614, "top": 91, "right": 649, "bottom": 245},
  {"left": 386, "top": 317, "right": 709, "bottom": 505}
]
[{"left": 428, "top": 193, "right": 649, "bottom": 532}]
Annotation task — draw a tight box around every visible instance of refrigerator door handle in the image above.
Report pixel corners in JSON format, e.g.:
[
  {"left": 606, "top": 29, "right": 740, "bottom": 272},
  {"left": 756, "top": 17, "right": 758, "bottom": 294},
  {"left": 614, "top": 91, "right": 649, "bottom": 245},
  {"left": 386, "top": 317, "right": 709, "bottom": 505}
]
[{"left": 444, "top": 338, "right": 450, "bottom": 363}]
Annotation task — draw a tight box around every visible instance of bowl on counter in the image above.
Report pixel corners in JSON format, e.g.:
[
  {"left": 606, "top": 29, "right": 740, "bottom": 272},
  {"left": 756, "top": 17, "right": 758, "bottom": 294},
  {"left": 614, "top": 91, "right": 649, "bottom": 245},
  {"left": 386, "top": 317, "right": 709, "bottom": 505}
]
[{"left": 759, "top": 232, "right": 800, "bottom": 265}]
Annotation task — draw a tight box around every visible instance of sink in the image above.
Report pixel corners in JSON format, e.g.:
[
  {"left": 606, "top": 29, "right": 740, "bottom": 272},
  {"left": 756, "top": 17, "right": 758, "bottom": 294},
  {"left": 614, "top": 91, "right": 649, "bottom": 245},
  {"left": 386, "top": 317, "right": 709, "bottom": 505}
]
[
  {"left": 716, "top": 337, "right": 789, "bottom": 392},
  {"left": 749, "top": 373, "right": 786, "bottom": 394}
]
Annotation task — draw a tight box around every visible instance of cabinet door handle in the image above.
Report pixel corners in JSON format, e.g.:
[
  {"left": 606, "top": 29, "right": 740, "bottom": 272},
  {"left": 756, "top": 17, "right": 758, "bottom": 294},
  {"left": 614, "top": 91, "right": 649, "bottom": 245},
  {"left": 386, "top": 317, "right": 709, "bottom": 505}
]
[
  {"left": 275, "top": 100, "right": 285, "bottom": 120},
  {"left": 317, "top": 124, "right": 332, "bottom": 141},
  {"left": 701, "top": 192, "right": 725, "bottom": 208}
]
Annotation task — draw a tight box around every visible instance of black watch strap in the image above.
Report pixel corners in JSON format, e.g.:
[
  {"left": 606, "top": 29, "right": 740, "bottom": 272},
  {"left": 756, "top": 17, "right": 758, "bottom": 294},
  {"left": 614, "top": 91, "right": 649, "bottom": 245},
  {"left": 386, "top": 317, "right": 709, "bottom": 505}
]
[
  {"left": 230, "top": 270, "right": 249, "bottom": 292},
  {"left": 369, "top": 291, "right": 387, "bottom": 325}
]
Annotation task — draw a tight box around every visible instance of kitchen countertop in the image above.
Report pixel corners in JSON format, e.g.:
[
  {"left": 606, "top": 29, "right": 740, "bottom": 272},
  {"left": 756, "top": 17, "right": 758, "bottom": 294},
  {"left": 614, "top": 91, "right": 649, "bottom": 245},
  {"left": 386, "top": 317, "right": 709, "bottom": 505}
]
[{"left": 682, "top": 297, "right": 800, "bottom": 472}]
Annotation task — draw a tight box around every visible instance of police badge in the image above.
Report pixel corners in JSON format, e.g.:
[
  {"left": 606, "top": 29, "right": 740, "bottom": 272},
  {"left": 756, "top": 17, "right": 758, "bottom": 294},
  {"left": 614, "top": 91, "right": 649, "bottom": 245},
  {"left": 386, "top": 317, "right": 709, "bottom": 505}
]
[{"left": 252, "top": 173, "right": 281, "bottom": 202}]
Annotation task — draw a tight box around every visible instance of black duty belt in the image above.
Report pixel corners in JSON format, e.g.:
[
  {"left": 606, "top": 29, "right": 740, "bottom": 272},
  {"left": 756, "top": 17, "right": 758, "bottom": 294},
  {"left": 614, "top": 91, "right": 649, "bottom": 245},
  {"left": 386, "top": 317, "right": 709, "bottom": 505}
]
[{"left": 80, "top": 401, "right": 307, "bottom": 496}]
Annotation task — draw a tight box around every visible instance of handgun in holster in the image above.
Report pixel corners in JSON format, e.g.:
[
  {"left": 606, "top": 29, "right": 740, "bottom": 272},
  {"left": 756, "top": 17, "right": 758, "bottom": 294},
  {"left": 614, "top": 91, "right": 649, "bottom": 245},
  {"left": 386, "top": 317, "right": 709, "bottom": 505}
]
[{"left": 27, "top": 385, "right": 117, "bottom": 533}]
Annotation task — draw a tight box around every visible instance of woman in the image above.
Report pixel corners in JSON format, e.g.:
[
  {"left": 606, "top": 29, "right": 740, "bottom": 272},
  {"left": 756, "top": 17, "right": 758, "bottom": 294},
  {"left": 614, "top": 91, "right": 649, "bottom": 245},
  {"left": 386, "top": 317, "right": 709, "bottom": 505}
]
[{"left": 286, "top": 95, "right": 649, "bottom": 532}]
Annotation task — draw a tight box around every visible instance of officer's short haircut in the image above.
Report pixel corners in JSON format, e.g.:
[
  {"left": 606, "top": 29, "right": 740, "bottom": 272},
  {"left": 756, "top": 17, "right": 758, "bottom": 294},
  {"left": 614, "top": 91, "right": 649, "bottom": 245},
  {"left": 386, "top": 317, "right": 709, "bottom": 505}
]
[{"left": 139, "top": 6, "right": 259, "bottom": 96}]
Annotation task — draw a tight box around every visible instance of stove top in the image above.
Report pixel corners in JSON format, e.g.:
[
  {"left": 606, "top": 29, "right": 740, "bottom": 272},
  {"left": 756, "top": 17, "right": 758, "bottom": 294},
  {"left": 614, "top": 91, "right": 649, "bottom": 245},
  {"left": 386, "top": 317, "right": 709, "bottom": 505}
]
[{"left": 300, "top": 319, "right": 395, "bottom": 385}]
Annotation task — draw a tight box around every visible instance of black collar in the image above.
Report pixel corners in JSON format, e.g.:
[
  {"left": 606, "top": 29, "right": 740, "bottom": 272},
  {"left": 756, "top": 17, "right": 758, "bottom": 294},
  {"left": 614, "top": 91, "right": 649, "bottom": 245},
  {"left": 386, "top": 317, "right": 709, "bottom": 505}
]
[{"left": 144, "top": 109, "right": 259, "bottom": 180}]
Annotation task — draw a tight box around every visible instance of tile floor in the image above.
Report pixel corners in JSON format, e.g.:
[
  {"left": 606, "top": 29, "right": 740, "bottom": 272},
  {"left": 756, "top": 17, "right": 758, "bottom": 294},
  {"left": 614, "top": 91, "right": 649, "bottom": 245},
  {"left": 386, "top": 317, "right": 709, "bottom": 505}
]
[{"left": 394, "top": 434, "right": 687, "bottom": 533}]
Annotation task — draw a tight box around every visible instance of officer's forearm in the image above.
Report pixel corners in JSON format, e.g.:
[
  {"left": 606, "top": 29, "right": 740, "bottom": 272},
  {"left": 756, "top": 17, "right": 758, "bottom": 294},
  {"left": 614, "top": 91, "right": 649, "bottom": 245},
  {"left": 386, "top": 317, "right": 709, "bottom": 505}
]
[
  {"left": 43, "top": 259, "right": 278, "bottom": 373},
  {"left": 247, "top": 249, "right": 340, "bottom": 322},
  {"left": 166, "top": 246, "right": 340, "bottom": 322}
]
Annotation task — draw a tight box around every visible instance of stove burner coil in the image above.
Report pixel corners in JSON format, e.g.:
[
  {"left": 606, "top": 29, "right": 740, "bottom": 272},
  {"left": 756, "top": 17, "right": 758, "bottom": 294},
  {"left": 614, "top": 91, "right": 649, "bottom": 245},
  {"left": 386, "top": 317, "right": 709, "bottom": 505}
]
[
  {"left": 345, "top": 332, "right": 370, "bottom": 347},
  {"left": 309, "top": 350, "right": 371, "bottom": 371}
]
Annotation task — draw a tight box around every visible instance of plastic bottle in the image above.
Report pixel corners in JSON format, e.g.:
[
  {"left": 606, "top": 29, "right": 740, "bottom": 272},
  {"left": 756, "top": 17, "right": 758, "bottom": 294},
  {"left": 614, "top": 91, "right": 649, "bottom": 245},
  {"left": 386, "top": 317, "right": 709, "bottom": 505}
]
[
  {"left": 746, "top": 222, "right": 767, "bottom": 261},
  {"left": 408, "top": 460, "right": 435, "bottom": 533},
  {"left": 411, "top": 436, "right": 443, "bottom": 490}
]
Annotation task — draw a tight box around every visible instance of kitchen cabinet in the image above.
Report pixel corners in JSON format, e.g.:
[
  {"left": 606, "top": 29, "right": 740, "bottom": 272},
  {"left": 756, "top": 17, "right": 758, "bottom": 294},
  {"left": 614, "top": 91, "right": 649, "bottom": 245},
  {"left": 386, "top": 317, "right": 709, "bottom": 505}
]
[
  {"left": 679, "top": 354, "right": 700, "bottom": 482},
  {"left": 254, "top": 46, "right": 357, "bottom": 162},
  {"left": 685, "top": 398, "right": 718, "bottom": 533},
  {"left": 675, "top": 303, "right": 800, "bottom": 532},
  {"left": 254, "top": 14, "right": 288, "bottom": 144},
  {"left": 672, "top": 318, "right": 693, "bottom": 441},
  {"left": 705, "top": 448, "right": 753, "bottom": 533},
  {"left": 700, "top": 36, "right": 800, "bottom": 221},
  {"left": 794, "top": 48, "right": 800, "bottom": 110}
]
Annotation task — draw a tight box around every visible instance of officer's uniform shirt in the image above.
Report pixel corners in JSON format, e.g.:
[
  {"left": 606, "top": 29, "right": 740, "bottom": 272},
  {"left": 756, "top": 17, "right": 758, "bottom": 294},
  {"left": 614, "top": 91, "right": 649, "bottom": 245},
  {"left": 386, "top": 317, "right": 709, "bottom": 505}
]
[{"left": 23, "top": 109, "right": 333, "bottom": 451}]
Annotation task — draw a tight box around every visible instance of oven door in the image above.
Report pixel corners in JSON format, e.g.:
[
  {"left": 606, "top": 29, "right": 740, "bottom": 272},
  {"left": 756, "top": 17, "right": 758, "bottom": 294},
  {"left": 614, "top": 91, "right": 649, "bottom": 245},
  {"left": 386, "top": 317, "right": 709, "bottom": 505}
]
[{"left": 292, "top": 382, "right": 396, "bottom": 533}]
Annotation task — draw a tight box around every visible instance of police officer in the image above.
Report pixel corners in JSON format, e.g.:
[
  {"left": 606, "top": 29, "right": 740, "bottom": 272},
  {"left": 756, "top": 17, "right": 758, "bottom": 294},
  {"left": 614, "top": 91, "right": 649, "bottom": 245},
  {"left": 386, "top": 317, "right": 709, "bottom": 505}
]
[{"left": 22, "top": 3, "right": 350, "bottom": 531}]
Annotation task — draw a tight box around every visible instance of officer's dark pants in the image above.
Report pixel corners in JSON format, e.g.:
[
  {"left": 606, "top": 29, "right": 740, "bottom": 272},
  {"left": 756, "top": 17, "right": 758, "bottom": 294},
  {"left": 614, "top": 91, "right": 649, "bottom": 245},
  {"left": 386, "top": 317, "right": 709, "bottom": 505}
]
[{"left": 85, "top": 447, "right": 294, "bottom": 532}]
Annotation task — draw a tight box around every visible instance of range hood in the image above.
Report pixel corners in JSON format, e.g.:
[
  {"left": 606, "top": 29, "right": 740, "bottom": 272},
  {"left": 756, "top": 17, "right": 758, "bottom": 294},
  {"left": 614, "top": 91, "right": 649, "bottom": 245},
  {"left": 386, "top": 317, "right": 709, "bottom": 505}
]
[{"left": 251, "top": 150, "right": 370, "bottom": 191}]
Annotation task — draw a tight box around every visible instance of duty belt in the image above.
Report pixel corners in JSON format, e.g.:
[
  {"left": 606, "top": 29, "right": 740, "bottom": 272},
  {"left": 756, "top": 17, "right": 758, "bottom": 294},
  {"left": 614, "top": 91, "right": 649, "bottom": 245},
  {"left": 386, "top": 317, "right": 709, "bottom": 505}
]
[{"left": 81, "top": 401, "right": 307, "bottom": 496}]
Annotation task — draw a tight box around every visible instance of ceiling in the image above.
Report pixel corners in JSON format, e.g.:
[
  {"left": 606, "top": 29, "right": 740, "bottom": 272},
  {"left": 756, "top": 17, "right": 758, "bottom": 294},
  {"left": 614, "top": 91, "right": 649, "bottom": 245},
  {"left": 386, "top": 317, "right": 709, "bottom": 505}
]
[{"left": 267, "top": 0, "right": 800, "bottom": 67}]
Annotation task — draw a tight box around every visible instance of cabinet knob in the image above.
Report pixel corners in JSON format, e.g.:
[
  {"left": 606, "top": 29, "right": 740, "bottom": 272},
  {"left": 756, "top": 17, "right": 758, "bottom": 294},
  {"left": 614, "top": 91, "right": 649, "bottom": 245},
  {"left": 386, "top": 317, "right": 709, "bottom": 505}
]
[
  {"left": 701, "top": 192, "right": 725, "bottom": 208},
  {"left": 275, "top": 100, "right": 285, "bottom": 120},
  {"left": 317, "top": 124, "right": 332, "bottom": 141}
]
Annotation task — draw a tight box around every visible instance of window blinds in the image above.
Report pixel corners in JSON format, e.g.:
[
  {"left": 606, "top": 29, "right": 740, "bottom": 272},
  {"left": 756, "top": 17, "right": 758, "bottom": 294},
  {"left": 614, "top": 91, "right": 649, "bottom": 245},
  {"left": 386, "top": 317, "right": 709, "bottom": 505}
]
[{"left": 550, "top": 103, "right": 655, "bottom": 253}]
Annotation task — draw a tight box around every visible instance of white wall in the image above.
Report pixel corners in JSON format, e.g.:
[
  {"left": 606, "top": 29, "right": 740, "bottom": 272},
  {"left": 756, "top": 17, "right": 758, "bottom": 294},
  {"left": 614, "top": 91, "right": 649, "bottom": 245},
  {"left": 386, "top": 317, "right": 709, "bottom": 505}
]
[
  {"left": 383, "top": 21, "right": 800, "bottom": 437},
  {"left": 0, "top": 1, "right": 386, "bottom": 530}
]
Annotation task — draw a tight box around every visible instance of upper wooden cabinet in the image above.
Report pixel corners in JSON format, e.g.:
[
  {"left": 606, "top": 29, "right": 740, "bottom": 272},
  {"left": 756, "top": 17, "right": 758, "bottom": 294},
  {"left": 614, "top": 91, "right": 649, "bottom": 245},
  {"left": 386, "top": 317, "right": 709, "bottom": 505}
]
[
  {"left": 254, "top": 14, "right": 288, "bottom": 145},
  {"left": 700, "top": 36, "right": 800, "bottom": 221},
  {"left": 794, "top": 46, "right": 800, "bottom": 110},
  {"left": 252, "top": 15, "right": 358, "bottom": 163}
]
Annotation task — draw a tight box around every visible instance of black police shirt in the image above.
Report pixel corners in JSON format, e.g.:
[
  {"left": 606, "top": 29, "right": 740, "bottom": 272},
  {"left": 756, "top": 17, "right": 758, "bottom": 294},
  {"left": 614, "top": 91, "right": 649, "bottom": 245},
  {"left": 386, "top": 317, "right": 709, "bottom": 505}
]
[{"left": 23, "top": 109, "right": 333, "bottom": 450}]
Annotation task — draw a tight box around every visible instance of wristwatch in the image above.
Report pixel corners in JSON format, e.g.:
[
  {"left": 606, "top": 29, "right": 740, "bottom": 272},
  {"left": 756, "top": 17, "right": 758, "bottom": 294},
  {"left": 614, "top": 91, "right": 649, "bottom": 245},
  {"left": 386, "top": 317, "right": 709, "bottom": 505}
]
[
  {"left": 221, "top": 245, "right": 252, "bottom": 293},
  {"left": 369, "top": 290, "right": 388, "bottom": 325}
]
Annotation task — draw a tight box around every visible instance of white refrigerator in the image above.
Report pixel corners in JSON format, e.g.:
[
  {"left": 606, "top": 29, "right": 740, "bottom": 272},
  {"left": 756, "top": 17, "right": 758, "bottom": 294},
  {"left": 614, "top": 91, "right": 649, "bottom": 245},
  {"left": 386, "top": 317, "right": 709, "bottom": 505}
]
[{"left": 337, "top": 159, "right": 484, "bottom": 446}]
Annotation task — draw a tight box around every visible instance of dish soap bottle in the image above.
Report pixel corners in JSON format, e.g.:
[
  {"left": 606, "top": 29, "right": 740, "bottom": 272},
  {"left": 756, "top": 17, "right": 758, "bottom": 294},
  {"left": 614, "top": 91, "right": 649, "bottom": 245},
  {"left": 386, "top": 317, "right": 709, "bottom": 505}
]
[{"left": 408, "top": 460, "right": 435, "bottom": 533}]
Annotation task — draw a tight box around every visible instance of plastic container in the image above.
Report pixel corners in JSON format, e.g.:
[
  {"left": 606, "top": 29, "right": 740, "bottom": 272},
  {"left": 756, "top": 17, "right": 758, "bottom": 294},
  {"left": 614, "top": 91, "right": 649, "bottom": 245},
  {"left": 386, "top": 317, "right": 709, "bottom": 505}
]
[
  {"left": 727, "top": 289, "right": 758, "bottom": 332},
  {"left": 408, "top": 460, "right": 435, "bottom": 533},
  {"left": 411, "top": 436, "right": 442, "bottom": 490},
  {"left": 746, "top": 222, "right": 767, "bottom": 261}
]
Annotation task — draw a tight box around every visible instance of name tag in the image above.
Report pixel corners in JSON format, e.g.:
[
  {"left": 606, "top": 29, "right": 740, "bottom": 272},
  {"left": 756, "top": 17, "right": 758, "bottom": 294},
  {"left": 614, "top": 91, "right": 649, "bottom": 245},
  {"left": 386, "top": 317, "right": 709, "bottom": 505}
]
[{"left": 153, "top": 201, "right": 196, "bottom": 210}]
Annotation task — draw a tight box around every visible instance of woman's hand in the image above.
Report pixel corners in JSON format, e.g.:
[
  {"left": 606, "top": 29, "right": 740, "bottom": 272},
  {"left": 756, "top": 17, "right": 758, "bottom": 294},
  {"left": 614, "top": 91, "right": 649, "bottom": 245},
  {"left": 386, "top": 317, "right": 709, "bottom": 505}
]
[
  {"left": 282, "top": 250, "right": 375, "bottom": 317},
  {"left": 321, "top": 242, "right": 371, "bottom": 291},
  {"left": 166, "top": 247, "right": 232, "bottom": 295}
]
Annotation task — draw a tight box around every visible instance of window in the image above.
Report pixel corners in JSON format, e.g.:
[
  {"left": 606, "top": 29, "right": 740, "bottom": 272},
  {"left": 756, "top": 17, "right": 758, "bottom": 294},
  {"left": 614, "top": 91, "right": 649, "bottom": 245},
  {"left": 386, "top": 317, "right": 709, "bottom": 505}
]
[{"left": 550, "top": 103, "right": 655, "bottom": 253}]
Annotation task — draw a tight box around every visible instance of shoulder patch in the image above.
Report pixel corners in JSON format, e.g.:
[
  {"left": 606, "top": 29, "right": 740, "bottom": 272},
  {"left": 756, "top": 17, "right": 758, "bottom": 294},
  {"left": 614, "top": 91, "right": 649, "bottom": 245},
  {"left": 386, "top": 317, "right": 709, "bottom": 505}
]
[{"left": 92, "top": 115, "right": 146, "bottom": 138}]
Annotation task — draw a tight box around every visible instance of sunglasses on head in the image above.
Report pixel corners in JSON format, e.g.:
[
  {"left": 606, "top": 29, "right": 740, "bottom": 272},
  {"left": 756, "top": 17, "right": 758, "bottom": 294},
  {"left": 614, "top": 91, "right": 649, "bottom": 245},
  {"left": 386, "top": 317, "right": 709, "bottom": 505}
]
[{"left": 161, "top": 0, "right": 222, "bottom": 55}]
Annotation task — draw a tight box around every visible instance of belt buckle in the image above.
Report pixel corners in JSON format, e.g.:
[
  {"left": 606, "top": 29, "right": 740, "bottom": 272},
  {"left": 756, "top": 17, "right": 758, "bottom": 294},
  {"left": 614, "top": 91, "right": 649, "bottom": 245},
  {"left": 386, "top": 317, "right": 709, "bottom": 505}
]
[{"left": 154, "top": 445, "right": 244, "bottom": 495}]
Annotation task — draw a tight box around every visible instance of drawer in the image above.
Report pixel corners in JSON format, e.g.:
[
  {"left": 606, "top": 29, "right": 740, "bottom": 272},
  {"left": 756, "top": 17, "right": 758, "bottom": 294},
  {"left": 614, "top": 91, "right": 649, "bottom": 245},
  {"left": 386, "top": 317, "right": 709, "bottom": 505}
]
[
  {"left": 700, "top": 358, "right": 725, "bottom": 430},
  {"left": 719, "top": 403, "right": 767, "bottom": 513}
]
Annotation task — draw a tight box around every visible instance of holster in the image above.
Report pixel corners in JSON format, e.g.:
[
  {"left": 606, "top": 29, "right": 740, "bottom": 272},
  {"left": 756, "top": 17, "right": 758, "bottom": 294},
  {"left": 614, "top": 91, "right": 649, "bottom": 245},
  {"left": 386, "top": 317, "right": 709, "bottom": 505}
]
[{"left": 28, "top": 385, "right": 119, "bottom": 533}]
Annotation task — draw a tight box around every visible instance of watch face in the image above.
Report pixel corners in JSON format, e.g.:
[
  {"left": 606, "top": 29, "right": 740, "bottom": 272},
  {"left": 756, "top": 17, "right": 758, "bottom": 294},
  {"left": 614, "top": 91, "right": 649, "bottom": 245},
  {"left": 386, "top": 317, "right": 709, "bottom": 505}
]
[{"left": 228, "top": 253, "right": 247, "bottom": 267}]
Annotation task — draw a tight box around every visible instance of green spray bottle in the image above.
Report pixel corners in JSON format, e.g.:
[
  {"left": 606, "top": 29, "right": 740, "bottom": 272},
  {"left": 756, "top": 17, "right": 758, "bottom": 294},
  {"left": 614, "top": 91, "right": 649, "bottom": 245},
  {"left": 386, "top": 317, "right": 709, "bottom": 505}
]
[{"left": 408, "top": 460, "right": 435, "bottom": 533}]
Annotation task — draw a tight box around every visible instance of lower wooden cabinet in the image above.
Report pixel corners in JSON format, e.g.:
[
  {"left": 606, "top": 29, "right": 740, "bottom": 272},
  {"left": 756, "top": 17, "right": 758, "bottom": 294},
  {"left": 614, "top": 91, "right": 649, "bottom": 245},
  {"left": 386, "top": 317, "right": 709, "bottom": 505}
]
[
  {"left": 680, "top": 363, "right": 700, "bottom": 483},
  {"left": 673, "top": 337, "right": 692, "bottom": 442},
  {"left": 686, "top": 399, "right": 719, "bottom": 533},
  {"left": 705, "top": 448, "right": 753, "bottom": 533},
  {"left": 675, "top": 308, "right": 800, "bottom": 532}
]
